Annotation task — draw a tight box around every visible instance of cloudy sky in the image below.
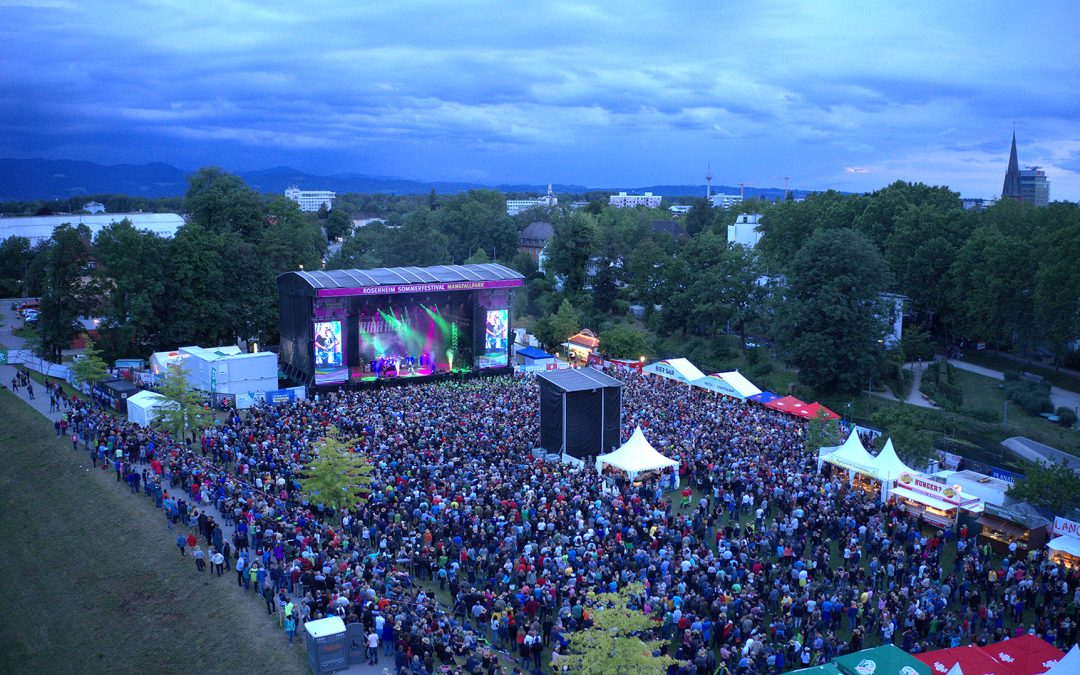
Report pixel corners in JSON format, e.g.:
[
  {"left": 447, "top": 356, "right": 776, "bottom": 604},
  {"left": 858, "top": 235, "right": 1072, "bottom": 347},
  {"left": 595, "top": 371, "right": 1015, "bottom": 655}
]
[{"left": 3, "top": 0, "right": 1079, "bottom": 199}]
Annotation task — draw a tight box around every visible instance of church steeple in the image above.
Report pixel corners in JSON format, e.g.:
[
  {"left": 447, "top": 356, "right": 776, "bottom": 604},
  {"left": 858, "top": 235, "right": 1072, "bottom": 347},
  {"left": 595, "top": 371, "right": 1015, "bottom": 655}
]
[{"left": 1002, "top": 131, "right": 1022, "bottom": 200}]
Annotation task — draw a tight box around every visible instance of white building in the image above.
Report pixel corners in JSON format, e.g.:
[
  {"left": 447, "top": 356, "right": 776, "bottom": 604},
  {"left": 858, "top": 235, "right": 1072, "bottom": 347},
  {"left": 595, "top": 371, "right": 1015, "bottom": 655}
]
[
  {"left": 710, "top": 194, "right": 743, "bottom": 208},
  {"left": 727, "top": 213, "right": 763, "bottom": 248},
  {"left": 82, "top": 201, "right": 106, "bottom": 214},
  {"left": 285, "top": 186, "right": 336, "bottom": 212},
  {"left": 177, "top": 345, "right": 278, "bottom": 399},
  {"left": 609, "top": 191, "right": 662, "bottom": 208},
  {"left": 0, "top": 212, "right": 184, "bottom": 245},
  {"left": 506, "top": 184, "right": 558, "bottom": 216},
  {"left": 668, "top": 205, "right": 692, "bottom": 215}
]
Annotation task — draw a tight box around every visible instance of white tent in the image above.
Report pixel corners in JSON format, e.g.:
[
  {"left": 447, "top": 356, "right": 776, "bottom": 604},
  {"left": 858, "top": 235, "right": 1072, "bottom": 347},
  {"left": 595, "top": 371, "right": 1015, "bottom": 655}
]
[
  {"left": 1047, "top": 535, "right": 1080, "bottom": 557},
  {"left": 819, "top": 429, "right": 877, "bottom": 475},
  {"left": 693, "top": 370, "right": 762, "bottom": 399},
  {"left": 596, "top": 427, "right": 679, "bottom": 480},
  {"left": 127, "top": 390, "right": 165, "bottom": 427},
  {"left": 865, "top": 439, "right": 919, "bottom": 482},
  {"left": 1040, "top": 643, "right": 1079, "bottom": 675},
  {"left": 643, "top": 358, "right": 706, "bottom": 385}
]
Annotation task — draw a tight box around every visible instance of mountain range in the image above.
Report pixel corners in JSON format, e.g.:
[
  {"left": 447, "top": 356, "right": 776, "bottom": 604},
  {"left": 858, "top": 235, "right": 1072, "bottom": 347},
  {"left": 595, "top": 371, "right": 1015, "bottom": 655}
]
[{"left": 0, "top": 158, "right": 803, "bottom": 202}]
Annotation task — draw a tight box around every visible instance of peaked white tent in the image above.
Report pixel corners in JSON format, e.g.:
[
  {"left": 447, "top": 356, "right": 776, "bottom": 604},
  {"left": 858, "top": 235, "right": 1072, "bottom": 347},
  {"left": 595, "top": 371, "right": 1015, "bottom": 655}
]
[
  {"left": 818, "top": 429, "right": 876, "bottom": 475},
  {"left": 596, "top": 427, "right": 679, "bottom": 480},
  {"left": 693, "top": 371, "right": 762, "bottom": 399},
  {"left": 866, "top": 439, "right": 919, "bottom": 482},
  {"left": 1041, "top": 643, "right": 1079, "bottom": 675},
  {"left": 127, "top": 390, "right": 165, "bottom": 427},
  {"left": 643, "top": 358, "right": 706, "bottom": 385}
]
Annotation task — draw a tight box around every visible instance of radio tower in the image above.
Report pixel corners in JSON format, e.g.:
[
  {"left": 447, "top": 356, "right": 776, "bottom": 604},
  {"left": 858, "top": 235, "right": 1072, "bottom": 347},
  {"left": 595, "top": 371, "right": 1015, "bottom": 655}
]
[{"left": 705, "top": 163, "right": 713, "bottom": 201}]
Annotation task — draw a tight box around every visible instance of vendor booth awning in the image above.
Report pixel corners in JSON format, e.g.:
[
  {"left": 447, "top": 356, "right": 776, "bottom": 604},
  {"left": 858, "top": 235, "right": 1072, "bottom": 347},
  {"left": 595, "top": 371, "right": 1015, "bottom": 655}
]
[
  {"left": 643, "top": 358, "right": 706, "bottom": 385},
  {"left": 890, "top": 485, "right": 957, "bottom": 512},
  {"left": 804, "top": 402, "right": 840, "bottom": 420},
  {"left": 1047, "top": 535, "right": 1080, "bottom": 557},
  {"left": 834, "top": 644, "right": 931, "bottom": 675},
  {"left": 692, "top": 370, "right": 762, "bottom": 399},
  {"left": 820, "top": 429, "right": 877, "bottom": 474},
  {"left": 126, "top": 389, "right": 166, "bottom": 427},
  {"left": 789, "top": 665, "right": 840, "bottom": 675},
  {"left": 979, "top": 635, "right": 1065, "bottom": 675},
  {"left": 748, "top": 391, "right": 780, "bottom": 404},
  {"left": 915, "top": 645, "right": 1019, "bottom": 675},
  {"left": 764, "top": 395, "right": 811, "bottom": 416},
  {"left": 595, "top": 426, "right": 679, "bottom": 480}
]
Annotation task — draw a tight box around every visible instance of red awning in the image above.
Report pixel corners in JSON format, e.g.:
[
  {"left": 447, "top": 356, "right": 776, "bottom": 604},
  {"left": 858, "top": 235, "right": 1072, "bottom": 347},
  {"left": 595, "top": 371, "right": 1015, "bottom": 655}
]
[
  {"left": 804, "top": 402, "right": 840, "bottom": 420},
  {"left": 916, "top": 645, "right": 1019, "bottom": 675},
  {"left": 979, "top": 635, "right": 1065, "bottom": 675},
  {"left": 764, "top": 395, "right": 814, "bottom": 418}
]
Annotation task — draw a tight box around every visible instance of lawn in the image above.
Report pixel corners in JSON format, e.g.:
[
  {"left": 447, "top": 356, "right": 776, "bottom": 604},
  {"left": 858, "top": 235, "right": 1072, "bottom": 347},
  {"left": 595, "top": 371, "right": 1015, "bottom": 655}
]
[
  {"left": 0, "top": 390, "right": 308, "bottom": 674},
  {"left": 962, "top": 350, "right": 1080, "bottom": 394}
]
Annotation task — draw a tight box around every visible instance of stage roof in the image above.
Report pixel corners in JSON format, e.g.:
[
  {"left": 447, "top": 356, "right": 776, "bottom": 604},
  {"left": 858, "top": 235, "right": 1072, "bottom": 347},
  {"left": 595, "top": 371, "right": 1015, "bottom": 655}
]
[
  {"left": 537, "top": 367, "right": 623, "bottom": 393},
  {"left": 278, "top": 263, "right": 524, "bottom": 297}
]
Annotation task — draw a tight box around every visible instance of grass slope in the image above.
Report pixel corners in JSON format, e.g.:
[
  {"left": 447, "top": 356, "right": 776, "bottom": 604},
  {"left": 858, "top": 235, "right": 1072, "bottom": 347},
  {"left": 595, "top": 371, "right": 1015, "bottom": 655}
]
[{"left": 0, "top": 390, "right": 307, "bottom": 674}]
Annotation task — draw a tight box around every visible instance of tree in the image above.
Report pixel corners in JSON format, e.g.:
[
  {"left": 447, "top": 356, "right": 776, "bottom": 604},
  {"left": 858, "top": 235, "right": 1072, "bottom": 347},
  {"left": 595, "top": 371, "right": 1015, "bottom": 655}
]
[
  {"left": 299, "top": 427, "right": 374, "bottom": 513},
  {"left": 1007, "top": 460, "right": 1080, "bottom": 515},
  {"left": 535, "top": 299, "right": 580, "bottom": 352},
  {"left": 464, "top": 248, "right": 491, "bottom": 264},
  {"left": 185, "top": 167, "right": 264, "bottom": 241},
  {"left": 560, "top": 584, "right": 677, "bottom": 675},
  {"left": 774, "top": 228, "right": 891, "bottom": 395},
  {"left": 37, "top": 223, "right": 94, "bottom": 361},
  {"left": 683, "top": 198, "right": 714, "bottom": 236},
  {"left": 545, "top": 211, "right": 597, "bottom": 292},
  {"left": 325, "top": 207, "right": 352, "bottom": 241},
  {"left": 93, "top": 219, "right": 170, "bottom": 355},
  {"left": 70, "top": 338, "right": 109, "bottom": 389},
  {"left": 1033, "top": 216, "right": 1080, "bottom": 367},
  {"left": 261, "top": 198, "right": 327, "bottom": 275},
  {"left": 870, "top": 407, "right": 935, "bottom": 469},
  {"left": 0, "top": 235, "right": 33, "bottom": 296},
  {"left": 153, "top": 367, "right": 214, "bottom": 444},
  {"left": 806, "top": 409, "right": 843, "bottom": 452},
  {"left": 600, "top": 325, "right": 651, "bottom": 360}
]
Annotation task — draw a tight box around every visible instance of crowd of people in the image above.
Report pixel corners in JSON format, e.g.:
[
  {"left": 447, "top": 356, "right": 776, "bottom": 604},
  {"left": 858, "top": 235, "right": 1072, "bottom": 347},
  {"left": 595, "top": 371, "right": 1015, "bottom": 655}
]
[{"left": 46, "top": 368, "right": 1079, "bottom": 674}]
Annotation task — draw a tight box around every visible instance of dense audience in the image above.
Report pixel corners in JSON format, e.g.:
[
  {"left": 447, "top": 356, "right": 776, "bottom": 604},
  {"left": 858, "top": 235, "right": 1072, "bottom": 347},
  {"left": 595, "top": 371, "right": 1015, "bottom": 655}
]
[{"left": 48, "top": 370, "right": 1080, "bottom": 674}]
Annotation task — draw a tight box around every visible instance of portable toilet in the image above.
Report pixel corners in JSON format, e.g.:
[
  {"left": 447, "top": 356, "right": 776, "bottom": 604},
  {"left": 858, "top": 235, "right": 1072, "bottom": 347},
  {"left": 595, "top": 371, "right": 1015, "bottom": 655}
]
[{"left": 304, "top": 616, "right": 348, "bottom": 674}]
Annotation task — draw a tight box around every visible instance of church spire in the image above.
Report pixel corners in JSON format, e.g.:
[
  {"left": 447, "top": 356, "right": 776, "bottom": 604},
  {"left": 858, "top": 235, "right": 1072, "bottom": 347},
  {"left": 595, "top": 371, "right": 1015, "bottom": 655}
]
[{"left": 1002, "top": 131, "right": 1022, "bottom": 200}]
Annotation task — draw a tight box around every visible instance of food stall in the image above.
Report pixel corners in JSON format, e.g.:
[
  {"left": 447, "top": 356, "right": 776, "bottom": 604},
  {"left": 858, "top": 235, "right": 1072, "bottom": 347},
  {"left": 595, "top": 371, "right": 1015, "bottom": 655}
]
[
  {"left": 976, "top": 502, "right": 1048, "bottom": 555},
  {"left": 890, "top": 471, "right": 980, "bottom": 529},
  {"left": 818, "top": 430, "right": 879, "bottom": 495},
  {"left": 1048, "top": 516, "right": 1080, "bottom": 569}
]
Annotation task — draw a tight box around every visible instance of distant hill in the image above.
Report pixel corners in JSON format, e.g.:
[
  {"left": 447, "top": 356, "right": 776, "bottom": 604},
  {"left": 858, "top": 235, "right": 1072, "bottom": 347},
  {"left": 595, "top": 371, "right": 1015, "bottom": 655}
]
[{"left": 0, "top": 158, "right": 805, "bottom": 201}]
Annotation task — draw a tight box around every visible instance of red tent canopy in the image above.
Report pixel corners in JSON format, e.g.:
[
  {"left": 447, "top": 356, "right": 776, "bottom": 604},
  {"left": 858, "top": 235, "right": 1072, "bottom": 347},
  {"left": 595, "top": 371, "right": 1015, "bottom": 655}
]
[
  {"left": 763, "top": 395, "right": 810, "bottom": 417},
  {"left": 916, "top": 645, "right": 1019, "bottom": 675},
  {"left": 979, "top": 635, "right": 1065, "bottom": 675},
  {"left": 804, "top": 402, "right": 840, "bottom": 420}
]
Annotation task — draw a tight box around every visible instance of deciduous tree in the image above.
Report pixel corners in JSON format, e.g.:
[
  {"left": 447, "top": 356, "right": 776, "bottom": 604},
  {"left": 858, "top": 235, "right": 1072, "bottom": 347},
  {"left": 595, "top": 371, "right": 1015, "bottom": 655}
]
[{"left": 299, "top": 427, "right": 374, "bottom": 513}]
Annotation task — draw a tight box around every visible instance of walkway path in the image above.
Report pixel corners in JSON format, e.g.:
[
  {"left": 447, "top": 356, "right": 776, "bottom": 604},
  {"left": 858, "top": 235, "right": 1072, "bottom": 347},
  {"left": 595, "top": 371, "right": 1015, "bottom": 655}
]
[{"left": 905, "top": 362, "right": 938, "bottom": 409}]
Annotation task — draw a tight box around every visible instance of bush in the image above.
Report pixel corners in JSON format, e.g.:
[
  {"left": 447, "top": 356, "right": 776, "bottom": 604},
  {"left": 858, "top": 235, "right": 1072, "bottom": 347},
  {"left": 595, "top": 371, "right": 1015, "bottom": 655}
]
[
  {"left": 1003, "top": 369, "right": 1021, "bottom": 382},
  {"left": 937, "top": 381, "right": 964, "bottom": 407},
  {"left": 750, "top": 361, "right": 774, "bottom": 378},
  {"left": 1063, "top": 351, "right": 1080, "bottom": 371},
  {"left": 1057, "top": 407, "right": 1078, "bottom": 427}
]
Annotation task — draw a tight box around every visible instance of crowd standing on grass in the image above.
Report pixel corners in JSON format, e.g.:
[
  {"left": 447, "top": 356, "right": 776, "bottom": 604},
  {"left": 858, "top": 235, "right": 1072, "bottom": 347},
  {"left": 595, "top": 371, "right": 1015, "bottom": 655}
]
[{"left": 38, "top": 367, "right": 1080, "bottom": 674}]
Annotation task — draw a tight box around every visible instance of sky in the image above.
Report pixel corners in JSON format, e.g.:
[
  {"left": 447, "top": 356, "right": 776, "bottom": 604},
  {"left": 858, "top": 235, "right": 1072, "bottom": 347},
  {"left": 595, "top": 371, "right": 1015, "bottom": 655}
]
[{"left": 3, "top": 1, "right": 1079, "bottom": 199}]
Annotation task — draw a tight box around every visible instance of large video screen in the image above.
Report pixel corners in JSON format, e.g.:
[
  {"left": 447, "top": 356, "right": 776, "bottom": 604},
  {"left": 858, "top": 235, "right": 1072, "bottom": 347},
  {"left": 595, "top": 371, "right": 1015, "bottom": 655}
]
[
  {"left": 313, "top": 320, "right": 346, "bottom": 384},
  {"left": 479, "top": 308, "right": 508, "bottom": 369}
]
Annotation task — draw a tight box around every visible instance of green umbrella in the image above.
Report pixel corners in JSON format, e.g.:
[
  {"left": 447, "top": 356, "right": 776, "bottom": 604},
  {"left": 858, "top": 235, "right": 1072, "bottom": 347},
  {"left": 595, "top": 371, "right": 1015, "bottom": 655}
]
[{"left": 833, "top": 645, "right": 931, "bottom": 675}]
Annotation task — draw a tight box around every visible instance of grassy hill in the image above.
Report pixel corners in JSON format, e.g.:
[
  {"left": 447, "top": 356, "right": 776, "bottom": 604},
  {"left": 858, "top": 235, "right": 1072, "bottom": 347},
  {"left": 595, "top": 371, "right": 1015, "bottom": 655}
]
[{"left": 0, "top": 390, "right": 307, "bottom": 674}]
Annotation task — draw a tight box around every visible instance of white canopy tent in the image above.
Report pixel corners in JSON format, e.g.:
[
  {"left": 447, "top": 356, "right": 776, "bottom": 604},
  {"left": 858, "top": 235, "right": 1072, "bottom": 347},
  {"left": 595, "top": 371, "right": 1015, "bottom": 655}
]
[
  {"left": 596, "top": 427, "right": 679, "bottom": 481},
  {"left": 643, "top": 358, "right": 706, "bottom": 386},
  {"left": 866, "top": 439, "right": 919, "bottom": 482},
  {"left": 127, "top": 390, "right": 165, "bottom": 427},
  {"left": 693, "top": 371, "right": 762, "bottom": 399},
  {"left": 1041, "top": 643, "right": 1079, "bottom": 675},
  {"left": 818, "top": 429, "right": 877, "bottom": 475},
  {"left": 1047, "top": 535, "right": 1080, "bottom": 557}
]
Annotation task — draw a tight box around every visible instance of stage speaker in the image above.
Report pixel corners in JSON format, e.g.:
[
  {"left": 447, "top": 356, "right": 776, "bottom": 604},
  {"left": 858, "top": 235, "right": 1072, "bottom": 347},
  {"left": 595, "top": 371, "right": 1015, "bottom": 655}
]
[{"left": 538, "top": 367, "right": 623, "bottom": 459}]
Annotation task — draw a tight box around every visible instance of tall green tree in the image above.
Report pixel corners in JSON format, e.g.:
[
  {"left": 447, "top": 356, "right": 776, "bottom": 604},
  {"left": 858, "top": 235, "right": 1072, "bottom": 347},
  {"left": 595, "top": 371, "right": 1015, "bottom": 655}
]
[
  {"left": 261, "top": 198, "right": 326, "bottom": 275},
  {"left": 37, "top": 224, "right": 95, "bottom": 361},
  {"left": 600, "top": 325, "right": 651, "bottom": 360},
  {"left": 534, "top": 298, "right": 580, "bottom": 352},
  {"left": 545, "top": 211, "right": 597, "bottom": 293},
  {"left": 70, "top": 338, "right": 109, "bottom": 389},
  {"left": 434, "top": 190, "right": 517, "bottom": 262},
  {"left": 93, "top": 219, "right": 170, "bottom": 355},
  {"left": 1033, "top": 215, "right": 1080, "bottom": 367},
  {"left": 0, "top": 235, "right": 33, "bottom": 296},
  {"left": 185, "top": 167, "right": 264, "bottom": 241},
  {"left": 683, "top": 198, "right": 715, "bottom": 236},
  {"left": 774, "top": 228, "right": 891, "bottom": 394},
  {"left": 153, "top": 367, "right": 213, "bottom": 443},
  {"left": 299, "top": 427, "right": 374, "bottom": 513},
  {"left": 1007, "top": 460, "right": 1080, "bottom": 515},
  {"left": 560, "top": 584, "right": 677, "bottom": 675}
]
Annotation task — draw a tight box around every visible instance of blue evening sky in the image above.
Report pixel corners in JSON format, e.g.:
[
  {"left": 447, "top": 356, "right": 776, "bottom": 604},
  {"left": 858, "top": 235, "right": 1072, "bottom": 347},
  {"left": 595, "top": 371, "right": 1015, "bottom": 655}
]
[{"left": 2, "top": 1, "right": 1078, "bottom": 199}]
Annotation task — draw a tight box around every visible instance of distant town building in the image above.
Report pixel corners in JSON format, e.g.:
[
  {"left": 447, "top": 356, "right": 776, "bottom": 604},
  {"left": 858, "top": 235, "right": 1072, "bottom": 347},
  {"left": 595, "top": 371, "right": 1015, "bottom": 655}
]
[
  {"left": 517, "top": 221, "right": 554, "bottom": 262},
  {"left": 668, "top": 204, "right": 692, "bottom": 215},
  {"left": 726, "top": 213, "right": 763, "bottom": 248},
  {"left": 0, "top": 213, "right": 184, "bottom": 245},
  {"left": 351, "top": 217, "right": 386, "bottom": 230},
  {"left": 1020, "top": 167, "right": 1050, "bottom": 206},
  {"left": 285, "top": 186, "right": 335, "bottom": 212},
  {"left": 710, "top": 194, "right": 743, "bottom": 208},
  {"left": 1001, "top": 132, "right": 1049, "bottom": 206},
  {"left": 880, "top": 292, "right": 907, "bottom": 348},
  {"left": 82, "top": 201, "right": 106, "bottom": 214},
  {"left": 961, "top": 197, "right": 997, "bottom": 211},
  {"left": 609, "top": 191, "right": 661, "bottom": 208},
  {"left": 569, "top": 201, "right": 589, "bottom": 210},
  {"left": 506, "top": 184, "right": 558, "bottom": 216}
]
